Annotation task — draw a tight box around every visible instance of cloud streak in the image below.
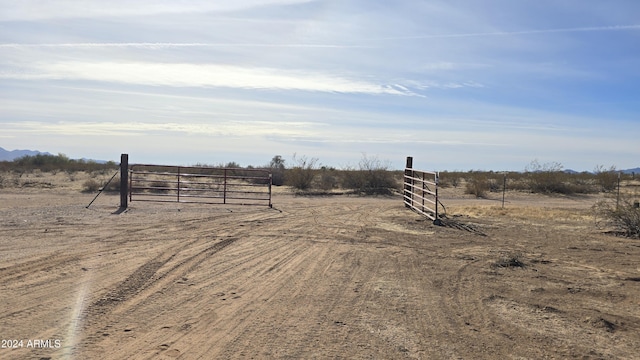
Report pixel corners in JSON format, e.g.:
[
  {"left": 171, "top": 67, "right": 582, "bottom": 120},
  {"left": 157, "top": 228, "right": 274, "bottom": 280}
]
[
  {"left": 374, "top": 24, "right": 640, "bottom": 40},
  {"left": 3, "top": 120, "right": 324, "bottom": 138},
  {"left": 0, "top": 43, "right": 371, "bottom": 49},
  {"left": 0, "top": 61, "right": 413, "bottom": 95},
  {"left": 0, "top": 0, "right": 315, "bottom": 21}
]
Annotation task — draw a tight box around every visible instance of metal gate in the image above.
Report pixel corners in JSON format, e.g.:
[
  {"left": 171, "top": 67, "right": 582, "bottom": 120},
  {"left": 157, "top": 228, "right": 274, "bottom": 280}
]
[
  {"left": 128, "top": 164, "right": 272, "bottom": 207},
  {"left": 403, "top": 157, "right": 440, "bottom": 224}
]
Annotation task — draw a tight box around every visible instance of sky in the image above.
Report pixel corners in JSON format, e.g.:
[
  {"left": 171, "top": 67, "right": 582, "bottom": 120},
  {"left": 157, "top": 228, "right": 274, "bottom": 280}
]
[{"left": 1, "top": 0, "right": 638, "bottom": 171}]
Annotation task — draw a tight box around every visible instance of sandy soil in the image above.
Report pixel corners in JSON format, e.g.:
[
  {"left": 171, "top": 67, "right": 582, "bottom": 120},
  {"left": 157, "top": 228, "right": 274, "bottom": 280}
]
[{"left": 1, "top": 172, "right": 639, "bottom": 359}]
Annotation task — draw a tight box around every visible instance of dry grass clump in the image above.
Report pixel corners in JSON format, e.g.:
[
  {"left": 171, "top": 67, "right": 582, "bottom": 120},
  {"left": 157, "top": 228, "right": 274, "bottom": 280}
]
[
  {"left": 492, "top": 252, "right": 526, "bottom": 268},
  {"left": 82, "top": 175, "right": 121, "bottom": 193},
  {"left": 449, "top": 205, "right": 593, "bottom": 223}
]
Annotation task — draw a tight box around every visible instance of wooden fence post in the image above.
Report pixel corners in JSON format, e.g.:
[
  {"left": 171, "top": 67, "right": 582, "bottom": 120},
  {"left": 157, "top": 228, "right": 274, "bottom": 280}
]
[{"left": 120, "top": 154, "right": 128, "bottom": 209}]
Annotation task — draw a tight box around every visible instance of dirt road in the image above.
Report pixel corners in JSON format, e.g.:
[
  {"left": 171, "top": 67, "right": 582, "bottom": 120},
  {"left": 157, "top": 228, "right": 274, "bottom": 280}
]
[{"left": 1, "top": 189, "right": 639, "bottom": 359}]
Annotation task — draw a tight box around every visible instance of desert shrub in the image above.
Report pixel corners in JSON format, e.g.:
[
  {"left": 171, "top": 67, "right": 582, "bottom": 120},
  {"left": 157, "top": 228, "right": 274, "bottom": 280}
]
[
  {"left": 488, "top": 178, "right": 502, "bottom": 192},
  {"left": 439, "top": 171, "right": 467, "bottom": 189},
  {"left": 269, "top": 155, "right": 286, "bottom": 186},
  {"left": 82, "top": 176, "right": 121, "bottom": 193},
  {"left": 285, "top": 154, "right": 318, "bottom": 191},
  {"left": 341, "top": 169, "right": 366, "bottom": 191},
  {"left": 9, "top": 154, "right": 117, "bottom": 173},
  {"left": 523, "top": 160, "right": 592, "bottom": 194},
  {"left": 525, "top": 160, "right": 566, "bottom": 193},
  {"left": 342, "top": 154, "right": 397, "bottom": 195},
  {"left": 82, "top": 179, "right": 101, "bottom": 193},
  {"left": 224, "top": 161, "right": 241, "bottom": 168},
  {"left": 593, "top": 195, "right": 640, "bottom": 238},
  {"left": 104, "top": 176, "right": 121, "bottom": 192},
  {"left": 594, "top": 165, "right": 619, "bottom": 192},
  {"left": 148, "top": 180, "right": 172, "bottom": 193},
  {"left": 465, "top": 176, "right": 489, "bottom": 198},
  {"left": 465, "top": 172, "right": 489, "bottom": 198},
  {"left": 318, "top": 168, "right": 339, "bottom": 190},
  {"left": 492, "top": 252, "right": 526, "bottom": 268}
]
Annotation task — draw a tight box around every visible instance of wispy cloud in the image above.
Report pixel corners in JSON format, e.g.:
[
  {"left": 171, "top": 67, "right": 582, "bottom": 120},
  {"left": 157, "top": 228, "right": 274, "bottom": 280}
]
[
  {"left": 3, "top": 120, "right": 324, "bottom": 138},
  {"left": 0, "top": 0, "right": 314, "bottom": 21},
  {"left": 0, "top": 43, "right": 371, "bottom": 49},
  {"left": 374, "top": 24, "right": 640, "bottom": 40},
  {"left": 0, "top": 61, "right": 413, "bottom": 95},
  {"left": 1, "top": 1, "right": 638, "bottom": 170}
]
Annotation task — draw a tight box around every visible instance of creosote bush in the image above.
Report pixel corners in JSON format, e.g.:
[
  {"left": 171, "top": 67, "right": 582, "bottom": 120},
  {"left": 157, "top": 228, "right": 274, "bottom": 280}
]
[
  {"left": 465, "top": 174, "right": 489, "bottom": 198},
  {"left": 269, "top": 155, "right": 286, "bottom": 186},
  {"left": 341, "top": 154, "right": 398, "bottom": 195},
  {"left": 593, "top": 195, "right": 640, "bottom": 239},
  {"left": 82, "top": 179, "right": 101, "bottom": 193},
  {"left": 285, "top": 154, "right": 318, "bottom": 191}
]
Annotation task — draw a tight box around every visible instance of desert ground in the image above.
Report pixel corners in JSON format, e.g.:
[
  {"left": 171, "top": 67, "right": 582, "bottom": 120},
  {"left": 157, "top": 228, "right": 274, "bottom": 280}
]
[{"left": 1, "top": 171, "right": 639, "bottom": 359}]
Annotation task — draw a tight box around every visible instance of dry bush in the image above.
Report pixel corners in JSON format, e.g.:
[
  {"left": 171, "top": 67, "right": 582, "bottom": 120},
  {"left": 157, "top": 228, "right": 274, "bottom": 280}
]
[
  {"left": 594, "top": 165, "right": 619, "bottom": 192},
  {"left": 523, "top": 160, "right": 596, "bottom": 194},
  {"left": 269, "top": 155, "right": 286, "bottom": 186},
  {"left": 318, "top": 168, "right": 339, "bottom": 190},
  {"left": 593, "top": 195, "right": 640, "bottom": 238},
  {"left": 465, "top": 174, "right": 489, "bottom": 198},
  {"left": 492, "top": 252, "right": 526, "bottom": 268},
  {"left": 104, "top": 176, "right": 121, "bottom": 192},
  {"left": 82, "top": 179, "right": 101, "bottom": 193},
  {"left": 285, "top": 154, "right": 318, "bottom": 191},
  {"left": 341, "top": 154, "right": 397, "bottom": 195},
  {"left": 82, "top": 176, "right": 121, "bottom": 193},
  {"left": 146, "top": 180, "right": 172, "bottom": 193}
]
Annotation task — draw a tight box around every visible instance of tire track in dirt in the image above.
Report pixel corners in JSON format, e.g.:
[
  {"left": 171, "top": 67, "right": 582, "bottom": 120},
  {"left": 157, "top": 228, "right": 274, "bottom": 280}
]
[
  {"left": 440, "top": 258, "right": 511, "bottom": 357},
  {"left": 122, "top": 203, "right": 348, "bottom": 358},
  {"left": 439, "top": 243, "right": 640, "bottom": 359},
  {"left": 72, "top": 208, "right": 293, "bottom": 358},
  {"left": 76, "top": 237, "right": 238, "bottom": 353},
  {"left": 210, "top": 200, "right": 418, "bottom": 359},
  {"left": 0, "top": 252, "right": 82, "bottom": 283},
  {"left": 209, "top": 242, "right": 336, "bottom": 358},
  {"left": 90, "top": 230, "right": 314, "bottom": 358}
]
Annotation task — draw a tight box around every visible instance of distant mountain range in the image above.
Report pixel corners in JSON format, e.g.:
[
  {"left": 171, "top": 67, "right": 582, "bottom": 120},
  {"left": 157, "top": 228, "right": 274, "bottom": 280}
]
[
  {"left": 565, "top": 168, "right": 640, "bottom": 174},
  {"left": 621, "top": 168, "right": 640, "bottom": 175},
  {"left": 1, "top": 147, "right": 638, "bottom": 173},
  {"left": 0, "top": 147, "right": 53, "bottom": 161},
  {"left": 0, "top": 147, "right": 111, "bottom": 163}
]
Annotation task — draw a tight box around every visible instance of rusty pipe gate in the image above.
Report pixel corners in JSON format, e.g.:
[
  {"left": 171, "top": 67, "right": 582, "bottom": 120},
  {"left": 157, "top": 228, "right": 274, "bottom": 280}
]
[
  {"left": 403, "top": 156, "right": 441, "bottom": 224},
  {"left": 126, "top": 163, "right": 272, "bottom": 207}
]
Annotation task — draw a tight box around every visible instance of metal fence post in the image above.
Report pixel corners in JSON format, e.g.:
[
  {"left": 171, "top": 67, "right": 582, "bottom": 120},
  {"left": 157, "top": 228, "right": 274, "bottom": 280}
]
[
  {"left": 177, "top": 166, "right": 181, "bottom": 202},
  {"left": 433, "top": 172, "right": 441, "bottom": 225},
  {"left": 119, "top": 154, "right": 128, "bottom": 209},
  {"left": 404, "top": 156, "right": 413, "bottom": 208},
  {"left": 223, "top": 168, "right": 228, "bottom": 204},
  {"left": 268, "top": 173, "right": 273, "bottom": 208},
  {"left": 421, "top": 172, "right": 425, "bottom": 213}
]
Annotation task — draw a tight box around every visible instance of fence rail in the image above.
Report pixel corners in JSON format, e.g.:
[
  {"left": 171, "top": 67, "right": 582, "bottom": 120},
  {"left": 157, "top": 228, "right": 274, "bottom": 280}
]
[
  {"left": 128, "top": 163, "right": 272, "bottom": 207},
  {"left": 403, "top": 157, "right": 441, "bottom": 224}
]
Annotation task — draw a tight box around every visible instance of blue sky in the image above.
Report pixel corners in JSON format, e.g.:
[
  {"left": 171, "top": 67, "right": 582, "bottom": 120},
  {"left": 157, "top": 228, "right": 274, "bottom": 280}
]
[{"left": 1, "top": 0, "right": 638, "bottom": 171}]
